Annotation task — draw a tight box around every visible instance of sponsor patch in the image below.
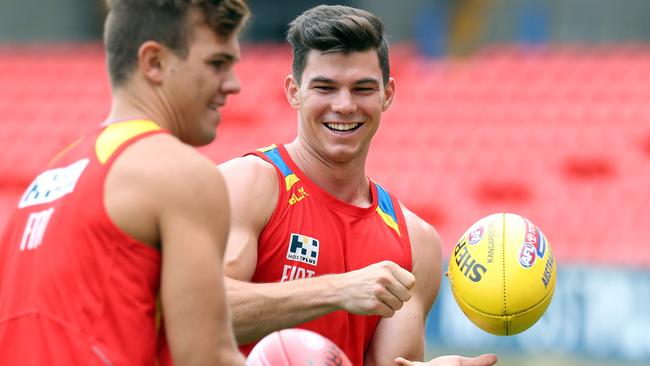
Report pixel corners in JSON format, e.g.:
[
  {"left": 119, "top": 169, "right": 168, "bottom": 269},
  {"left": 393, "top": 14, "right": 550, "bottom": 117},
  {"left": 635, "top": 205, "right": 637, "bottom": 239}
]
[
  {"left": 19, "top": 159, "right": 89, "bottom": 208},
  {"left": 287, "top": 233, "right": 319, "bottom": 266}
]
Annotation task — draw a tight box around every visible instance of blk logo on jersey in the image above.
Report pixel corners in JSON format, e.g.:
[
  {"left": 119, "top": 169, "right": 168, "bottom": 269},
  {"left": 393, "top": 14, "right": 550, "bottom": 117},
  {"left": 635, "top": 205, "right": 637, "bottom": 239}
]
[{"left": 287, "top": 233, "right": 319, "bottom": 266}]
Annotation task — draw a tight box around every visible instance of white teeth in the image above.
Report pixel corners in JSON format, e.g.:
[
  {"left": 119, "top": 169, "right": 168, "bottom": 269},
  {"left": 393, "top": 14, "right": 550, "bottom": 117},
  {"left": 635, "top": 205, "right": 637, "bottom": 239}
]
[
  {"left": 209, "top": 103, "right": 218, "bottom": 110},
  {"left": 326, "top": 123, "right": 360, "bottom": 131}
]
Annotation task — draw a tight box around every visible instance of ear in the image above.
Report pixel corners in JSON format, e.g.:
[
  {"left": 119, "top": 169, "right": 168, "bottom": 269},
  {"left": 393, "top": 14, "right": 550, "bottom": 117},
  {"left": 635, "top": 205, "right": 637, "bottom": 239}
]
[
  {"left": 137, "top": 40, "right": 167, "bottom": 84},
  {"left": 381, "top": 77, "right": 396, "bottom": 112},
  {"left": 284, "top": 74, "right": 301, "bottom": 110}
]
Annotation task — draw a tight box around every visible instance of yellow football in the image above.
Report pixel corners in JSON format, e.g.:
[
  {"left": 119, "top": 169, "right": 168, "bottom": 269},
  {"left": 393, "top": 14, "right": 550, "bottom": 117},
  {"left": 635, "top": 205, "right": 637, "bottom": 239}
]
[{"left": 447, "top": 213, "right": 556, "bottom": 335}]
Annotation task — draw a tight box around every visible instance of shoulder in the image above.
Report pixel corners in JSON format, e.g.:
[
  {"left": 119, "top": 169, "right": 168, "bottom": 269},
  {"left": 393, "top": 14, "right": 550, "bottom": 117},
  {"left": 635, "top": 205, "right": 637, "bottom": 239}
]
[
  {"left": 218, "top": 154, "right": 278, "bottom": 187},
  {"left": 399, "top": 203, "right": 442, "bottom": 277},
  {"left": 218, "top": 155, "right": 279, "bottom": 225},
  {"left": 399, "top": 202, "right": 442, "bottom": 308},
  {"left": 112, "top": 133, "right": 227, "bottom": 205},
  {"left": 104, "top": 133, "right": 228, "bottom": 246},
  {"left": 400, "top": 203, "right": 441, "bottom": 253}
]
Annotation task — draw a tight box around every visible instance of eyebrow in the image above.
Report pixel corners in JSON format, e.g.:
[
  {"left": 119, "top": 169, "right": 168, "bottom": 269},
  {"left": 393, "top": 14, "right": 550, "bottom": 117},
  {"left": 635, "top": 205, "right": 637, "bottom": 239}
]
[
  {"left": 308, "top": 76, "right": 381, "bottom": 85},
  {"left": 209, "top": 52, "right": 239, "bottom": 62}
]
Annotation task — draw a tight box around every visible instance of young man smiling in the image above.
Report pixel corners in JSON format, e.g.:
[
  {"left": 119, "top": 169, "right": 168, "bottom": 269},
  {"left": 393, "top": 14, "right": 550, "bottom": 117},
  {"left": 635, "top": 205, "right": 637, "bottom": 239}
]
[{"left": 219, "top": 5, "right": 497, "bottom": 366}]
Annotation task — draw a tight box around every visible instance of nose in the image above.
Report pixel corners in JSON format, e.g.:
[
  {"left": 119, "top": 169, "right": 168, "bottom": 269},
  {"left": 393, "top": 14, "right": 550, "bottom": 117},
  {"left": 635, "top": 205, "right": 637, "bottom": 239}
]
[
  {"left": 331, "top": 88, "right": 356, "bottom": 114},
  {"left": 222, "top": 68, "right": 241, "bottom": 95}
]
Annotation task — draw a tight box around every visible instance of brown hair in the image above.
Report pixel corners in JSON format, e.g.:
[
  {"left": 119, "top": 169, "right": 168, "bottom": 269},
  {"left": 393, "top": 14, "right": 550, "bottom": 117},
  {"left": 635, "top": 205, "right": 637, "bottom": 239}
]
[
  {"left": 104, "top": 0, "right": 249, "bottom": 86},
  {"left": 287, "top": 5, "right": 390, "bottom": 85}
]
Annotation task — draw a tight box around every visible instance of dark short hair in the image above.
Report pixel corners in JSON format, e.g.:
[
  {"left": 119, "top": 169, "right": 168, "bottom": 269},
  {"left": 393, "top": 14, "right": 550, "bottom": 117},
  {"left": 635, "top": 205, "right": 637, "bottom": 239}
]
[
  {"left": 287, "top": 5, "right": 390, "bottom": 85},
  {"left": 104, "top": 0, "right": 249, "bottom": 87}
]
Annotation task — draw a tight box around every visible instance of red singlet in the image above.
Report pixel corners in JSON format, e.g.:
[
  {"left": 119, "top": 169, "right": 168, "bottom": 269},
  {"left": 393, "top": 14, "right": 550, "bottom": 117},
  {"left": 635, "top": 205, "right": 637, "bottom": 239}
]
[
  {"left": 0, "top": 120, "right": 167, "bottom": 365},
  {"left": 240, "top": 144, "right": 412, "bottom": 366}
]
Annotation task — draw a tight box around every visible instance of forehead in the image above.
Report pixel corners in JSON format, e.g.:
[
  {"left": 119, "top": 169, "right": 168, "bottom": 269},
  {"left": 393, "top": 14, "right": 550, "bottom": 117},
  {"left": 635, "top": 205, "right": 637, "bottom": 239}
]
[
  {"left": 188, "top": 21, "right": 241, "bottom": 59},
  {"left": 302, "top": 49, "right": 381, "bottom": 82}
]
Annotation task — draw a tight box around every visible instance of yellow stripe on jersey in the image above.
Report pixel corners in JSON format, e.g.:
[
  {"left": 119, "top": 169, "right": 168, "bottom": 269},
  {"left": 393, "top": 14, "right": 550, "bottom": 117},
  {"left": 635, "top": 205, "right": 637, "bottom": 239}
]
[
  {"left": 285, "top": 173, "right": 300, "bottom": 191},
  {"left": 96, "top": 120, "right": 161, "bottom": 164},
  {"left": 258, "top": 145, "right": 301, "bottom": 191},
  {"left": 374, "top": 182, "right": 401, "bottom": 236},
  {"left": 257, "top": 144, "right": 278, "bottom": 153},
  {"left": 376, "top": 206, "right": 401, "bottom": 236}
]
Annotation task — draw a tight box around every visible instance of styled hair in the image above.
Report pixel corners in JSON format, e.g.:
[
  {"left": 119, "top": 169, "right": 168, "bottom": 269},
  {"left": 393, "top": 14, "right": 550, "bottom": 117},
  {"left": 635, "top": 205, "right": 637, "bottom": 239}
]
[
  {"left": 287, "top": 5, "right": 390, "bottom": 85},
  {"left": 104, "top": 0, "right": 249, "bottom": 86}
]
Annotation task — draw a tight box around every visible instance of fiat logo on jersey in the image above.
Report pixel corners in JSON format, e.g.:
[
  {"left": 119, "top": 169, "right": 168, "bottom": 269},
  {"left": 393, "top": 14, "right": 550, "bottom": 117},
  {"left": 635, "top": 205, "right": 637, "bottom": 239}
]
[
  {"left": 519, "top": 242, "right": 537, "bottom": 268},
  {"left": 467, "top": 225, "right": 484, "bottom": 245}
]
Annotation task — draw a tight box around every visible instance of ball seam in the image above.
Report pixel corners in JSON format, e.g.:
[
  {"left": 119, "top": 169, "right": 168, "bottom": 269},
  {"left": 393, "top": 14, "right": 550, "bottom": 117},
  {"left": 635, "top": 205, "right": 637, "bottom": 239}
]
[{"left": 452, "top": 280, "right": 556, "bottom": 318}]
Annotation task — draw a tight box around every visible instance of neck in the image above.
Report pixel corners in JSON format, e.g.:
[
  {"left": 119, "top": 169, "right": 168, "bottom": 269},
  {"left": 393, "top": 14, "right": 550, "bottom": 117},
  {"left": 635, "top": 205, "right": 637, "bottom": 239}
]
[
  {"left": 285, "top": 138, "right": 372, "bottom": 207},
  {"left": 106, "top": 82, "right": 178, "bottom": 135}
]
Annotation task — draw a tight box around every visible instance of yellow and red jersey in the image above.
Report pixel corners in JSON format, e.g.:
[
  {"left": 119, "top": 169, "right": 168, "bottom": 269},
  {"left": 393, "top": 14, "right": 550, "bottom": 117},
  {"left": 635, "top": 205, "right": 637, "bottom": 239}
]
[
  {"left": 240, "top": 144, "right": 412, "bottom": 366},
  {"left": 0, "top": 120, "right": 167, "bottom": 365}
]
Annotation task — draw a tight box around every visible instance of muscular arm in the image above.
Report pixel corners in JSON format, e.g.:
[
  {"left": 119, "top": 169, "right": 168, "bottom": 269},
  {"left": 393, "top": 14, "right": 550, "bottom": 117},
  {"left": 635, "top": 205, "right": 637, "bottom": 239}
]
[
  {"left": 220, "top": 157, "right": 415, "bottom": 345},
  {"left": 365, "top": 205, "right": 442, "bottom": 366},
  {"left": 106, "top": 134, "right": 243, "bottom": 365},
  {"left": 364, "top": 206, "right": 498, "bottom": 366},
  {"left": 220, "top": 156, "right": 338, "bottom": 344}
]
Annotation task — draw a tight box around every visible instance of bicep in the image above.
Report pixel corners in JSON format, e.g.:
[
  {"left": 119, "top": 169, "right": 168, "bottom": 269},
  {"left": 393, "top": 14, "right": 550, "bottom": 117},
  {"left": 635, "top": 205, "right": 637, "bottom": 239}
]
[
  {"left": 365, "top": 298, "right": 427, "bottom": 366},
  {"left": 365, "top": 209, "right": 442, "bottom": 365},
  {"left": 219, "top": 157, "right": 278, "bottom": 281},
  {"left": 156, "top": 150, "right": 235, "bottom": 358},
  {"left": 158, "top": 158, "right": 230, "bottom": 302}
]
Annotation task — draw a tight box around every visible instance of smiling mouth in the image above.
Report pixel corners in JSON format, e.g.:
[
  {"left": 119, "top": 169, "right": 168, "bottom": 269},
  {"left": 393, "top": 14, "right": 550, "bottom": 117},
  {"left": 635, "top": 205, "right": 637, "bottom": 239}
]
[
  {"left": 325, "top": 123, "right": 361, "bottom": 132},
  {"left": 209, "top": 103, "right": 221, "bottom": 111}
]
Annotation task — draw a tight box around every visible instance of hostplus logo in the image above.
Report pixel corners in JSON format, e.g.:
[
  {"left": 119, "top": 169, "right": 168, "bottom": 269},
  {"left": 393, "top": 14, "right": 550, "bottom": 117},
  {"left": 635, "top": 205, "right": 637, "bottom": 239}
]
[{"left": 286, "top": 233, "right": 319, "bottom": 266}]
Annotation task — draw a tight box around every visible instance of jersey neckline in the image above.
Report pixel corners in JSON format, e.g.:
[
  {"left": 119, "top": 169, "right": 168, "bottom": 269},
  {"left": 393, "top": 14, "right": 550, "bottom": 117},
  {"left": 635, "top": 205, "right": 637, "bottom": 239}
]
[{"left": 276, "top": 144, "right": 379, "bottom": 217}]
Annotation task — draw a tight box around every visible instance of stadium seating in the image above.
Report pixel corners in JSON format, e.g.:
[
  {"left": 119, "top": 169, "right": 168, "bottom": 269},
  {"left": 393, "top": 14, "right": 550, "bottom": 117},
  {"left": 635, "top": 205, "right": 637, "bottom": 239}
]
[{"left": 1, "top": 43, "right": 649, "bottom": 266}]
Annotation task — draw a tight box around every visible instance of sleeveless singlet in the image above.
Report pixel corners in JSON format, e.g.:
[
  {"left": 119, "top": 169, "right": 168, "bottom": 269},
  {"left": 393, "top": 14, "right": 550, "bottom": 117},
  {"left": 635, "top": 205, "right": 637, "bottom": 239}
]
[
  {"left": 0, "top": 120, "right": 168, "bottom": 365},
  {"left": 240, "top": 144, "right": 412, "bottom": 366}
]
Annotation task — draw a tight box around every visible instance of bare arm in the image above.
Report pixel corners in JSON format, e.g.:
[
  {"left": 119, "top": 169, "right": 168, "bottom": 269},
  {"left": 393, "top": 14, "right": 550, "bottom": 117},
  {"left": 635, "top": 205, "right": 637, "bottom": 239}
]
[
  {"left": 365, "top": 206, "right": 442, "bottom": 366},
  {"left": 106, "top": 134, "right": 243, "bottom": 365},
  {"left": 220, "top": 156, "right": 337, "bottom": 344},
  {"left": 219, "top": 157, "right": 416, "bottom": 345},
  {"left": 364, "top": 204, "right": 497, "bottom": 366}
]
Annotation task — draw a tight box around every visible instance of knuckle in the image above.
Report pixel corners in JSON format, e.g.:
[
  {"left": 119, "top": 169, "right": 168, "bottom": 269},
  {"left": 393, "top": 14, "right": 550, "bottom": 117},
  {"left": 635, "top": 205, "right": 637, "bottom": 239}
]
[
  {"left": 376, "top": 275, "right": 390, "bottom": 286},
  {"left": 372, "top": 285, "right": 385, "bottom": 297}
]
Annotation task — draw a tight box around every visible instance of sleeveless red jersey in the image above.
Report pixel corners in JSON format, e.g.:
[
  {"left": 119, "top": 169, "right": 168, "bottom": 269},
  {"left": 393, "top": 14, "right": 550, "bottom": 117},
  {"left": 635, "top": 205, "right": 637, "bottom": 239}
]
[
  {"left": 240, "top": 144, "right": 412, "bottom": 366},
  {"left": 0, "top": 120, "right": 168, "bottom": 365}
]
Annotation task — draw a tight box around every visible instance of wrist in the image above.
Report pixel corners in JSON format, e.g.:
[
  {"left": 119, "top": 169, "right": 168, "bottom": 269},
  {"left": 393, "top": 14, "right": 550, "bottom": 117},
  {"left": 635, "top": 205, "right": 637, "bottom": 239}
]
[{"left": 318, "top": 272, "right": 346, "bottom": 312}]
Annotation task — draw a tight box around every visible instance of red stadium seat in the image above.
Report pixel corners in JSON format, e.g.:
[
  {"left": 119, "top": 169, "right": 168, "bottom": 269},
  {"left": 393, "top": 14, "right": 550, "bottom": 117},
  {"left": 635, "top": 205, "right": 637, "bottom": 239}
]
[{"left": 1, "top": 43, "right": 650, "bottom": 266}]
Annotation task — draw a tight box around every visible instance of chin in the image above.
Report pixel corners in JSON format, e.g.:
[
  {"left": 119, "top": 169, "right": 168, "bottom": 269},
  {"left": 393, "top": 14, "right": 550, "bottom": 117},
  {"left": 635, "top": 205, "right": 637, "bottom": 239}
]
[
  {"left": 185, "top": 129, "right": 217, "bottom": 147},
  {"left": 324, "top": 145, "right": 362, "bottom": 163}
]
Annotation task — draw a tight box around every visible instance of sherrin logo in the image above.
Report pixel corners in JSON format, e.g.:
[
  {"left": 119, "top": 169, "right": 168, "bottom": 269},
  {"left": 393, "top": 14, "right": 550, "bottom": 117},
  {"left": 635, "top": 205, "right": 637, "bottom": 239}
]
[{"left": 287, "top": 233, "right": 320, "bottom": 266}]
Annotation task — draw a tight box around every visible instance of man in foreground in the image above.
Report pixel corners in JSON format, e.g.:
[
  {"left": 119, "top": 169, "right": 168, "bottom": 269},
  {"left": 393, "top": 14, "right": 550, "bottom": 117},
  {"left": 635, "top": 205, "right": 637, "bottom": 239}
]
[{"left": 0, "top": 1, "right": 249, "bottom": 364}]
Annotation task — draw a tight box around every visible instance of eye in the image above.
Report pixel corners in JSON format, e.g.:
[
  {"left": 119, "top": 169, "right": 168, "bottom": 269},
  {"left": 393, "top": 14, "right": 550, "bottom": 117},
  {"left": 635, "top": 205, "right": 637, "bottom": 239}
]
[
  {"left": 209, "top": 60, "right": 227, "bottom": 71},
  {"left": 313, "top": 85, "right": 335, "bottom": 92},
  {"left": 354, "top": 85, "right": 378, "bottom": 93}
]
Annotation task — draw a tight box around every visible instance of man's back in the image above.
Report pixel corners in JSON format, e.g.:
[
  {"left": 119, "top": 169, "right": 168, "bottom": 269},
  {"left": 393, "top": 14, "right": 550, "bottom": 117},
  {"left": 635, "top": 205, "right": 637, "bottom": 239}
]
[{"left": 0, "top": 120, "right": 166, "bottom": 365}]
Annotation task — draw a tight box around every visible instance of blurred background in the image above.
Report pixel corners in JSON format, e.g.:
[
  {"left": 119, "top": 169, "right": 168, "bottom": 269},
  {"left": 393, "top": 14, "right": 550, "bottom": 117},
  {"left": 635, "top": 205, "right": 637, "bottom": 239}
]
[{"left": 1, "top": 0, "right": 649, "bottom": 365}]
